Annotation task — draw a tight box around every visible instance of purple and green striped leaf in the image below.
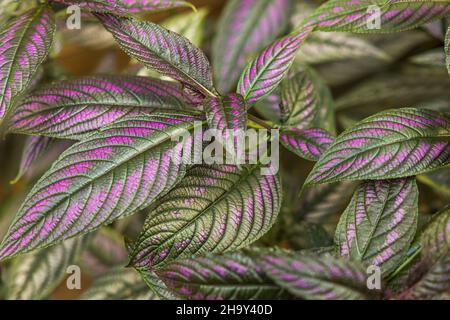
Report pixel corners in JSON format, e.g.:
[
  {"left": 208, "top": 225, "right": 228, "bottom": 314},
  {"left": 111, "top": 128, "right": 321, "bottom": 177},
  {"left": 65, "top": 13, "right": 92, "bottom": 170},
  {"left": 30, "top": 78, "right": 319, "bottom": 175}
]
[
  {"left": 12, "top": 135, "right": 53, "bottom": 184},
  {"left": 5, "top": 237, "right": 84, "bottom": 300},
  {"left": 238, "top": 25, "right": 314, "bottom": 104},
  {"left": 96, "top": 13, "right": 216, "bottom": 97},
  {"left": 80, "top": 228, "right": 128, "bottom": 277},
  {"left": 257, "top": 251, "right": 380, "bottom": 300},
  {"left": 130, "top": 164, "right": 282, "bottom": 270},
  {"left": 0, "top": 112, "right": 204, "bottom": 261},
  {"left": 280, "top": 64, "right": 335, "bottom": 132},
  {"left": 213, "top": 0, "right": 292, "bottom": 93},
  {"left": 155, "top": 252, "right": 288, "bottom": 300},
  {"left": 305, "top": 108, "right": 450, "bottom": 185},
  {"left": 398, "top": 206, "right": 450, "bottom": 299},
  {"left": 50, "top": 0, "right": 195, "bottom": 14},
  {"left": 0, "top": 6, "right": 55, "bottom": 123},
  {"left": 81, "top": 267, "right": 157, "bottom": 300},
  {"left": 204, "top": 93, "right": 248, "bottom": 148},
  {"left": 335, "top": 178, "right": 419, "bottom": 276},
  {"left": 280, "top": 128, "right": 334, "bottom": 161},
  {"left": 138, "top": 269, "right": 180, "bottom": 300},
  {"left": 9, "top": 76, "right": 200, "bottom": 140},
  {"left": 446, "top": 25, "right": 450, "bottom": 77},
  {"left": 306, "top": 0, "right": 450, "bottom": 33}
]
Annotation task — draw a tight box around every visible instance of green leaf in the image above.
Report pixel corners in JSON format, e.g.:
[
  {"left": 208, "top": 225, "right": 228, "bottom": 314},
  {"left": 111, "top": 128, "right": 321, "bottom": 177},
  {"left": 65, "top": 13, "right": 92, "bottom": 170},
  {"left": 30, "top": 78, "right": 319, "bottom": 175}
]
[
  {"left": 161, "top": 8, "right": 208, "bottom": 47},
  {"left": 398, "top": 206, "right": 450, "bottom": 299},
  {"left": 280, "top": 64, "right": 335, "bottom": 132},
  {"left": 296, "top": 32, "right": 390, "bottom": 64},
  {"left": 5, "top": 237, "right": 84, "bottom": 300},
  {"left": 417, "top": 168, "right": 450, "bottom": 198},
  {"left": 155, "top": 251, "right": 288, "bottom": 300},
  {"left": 305, "top": 108, "right": 450, "bottom": 185},
  {"left": 257, "top": 250, "right": 380, "bottom": 300},
  {"left": 335, "top": 178, "right": 419, "bottom": 276},
  {"left": 130, "top": 164, "right": 282, "bottom": 270},
  {"left": 81, "top": 267, "right": 157, "bottom": 300},
  {"left": 0, "top": 113, "right": 203, "bottom": 261},
  {"left": 138, "top": 269, "right": 179, "bottom": 300}
]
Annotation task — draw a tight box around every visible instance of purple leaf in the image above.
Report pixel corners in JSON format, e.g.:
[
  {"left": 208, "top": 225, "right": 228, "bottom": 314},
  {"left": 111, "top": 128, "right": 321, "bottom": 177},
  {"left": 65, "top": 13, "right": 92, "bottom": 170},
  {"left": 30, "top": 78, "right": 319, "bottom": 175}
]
[
  {"left": 280, "top": 65, "right": 335, "bottom": 132},
  {"left": 203, "top": 93, "right": 248, "bottom": 148},
  {"left": 305, "top": 108, "right": 450, "bottom": 185},
  {"left": 307, "top": 0, "right": 450, "bottom": 33},
  {"left": 0, "top": 112, "right": 203, "bottom": 261},
  {"left": 155, "top": 252, "right": 288, "bottom": 300},
  {"left": 257, "top": 251, "right": 379, "bottom": 300},
  {"left": 213, "top": 0, "right": 292, "bottom": 93},
  {"left": 130, "top": 164, "right": 282, "bottom": 270},
  {"left": 9, "top": 76, "right": 200, "bottom": 140},
  {"left": 335, "top": 178, "right": 418, "bottom": 276},
  {"left": 280, "top": 128, "right": 334, "bottom": 161},
  {"left": 50, "top": 0, "right": 195, "bottom": 13},
  {"left": 238, "top": 25, "right": 314, "bottom": 104},
  {"left": 398, "top": 206, "right": 450, "bottom": 299},
  {"left": 11, "top": 135, "right": 53, "bottom": 184},
  {"left": 0, "top": 6, "right": 56, "bottom": 123},
  {"left": 96, "top": 13, "right": 216, "bottom": 97}
]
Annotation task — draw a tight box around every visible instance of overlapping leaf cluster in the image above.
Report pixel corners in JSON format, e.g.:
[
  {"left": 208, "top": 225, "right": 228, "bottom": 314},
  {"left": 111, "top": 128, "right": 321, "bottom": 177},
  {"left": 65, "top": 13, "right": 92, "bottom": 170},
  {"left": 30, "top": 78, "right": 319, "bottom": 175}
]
[{"left": 0, "top": 0, "right": 448, "bottom": 300}]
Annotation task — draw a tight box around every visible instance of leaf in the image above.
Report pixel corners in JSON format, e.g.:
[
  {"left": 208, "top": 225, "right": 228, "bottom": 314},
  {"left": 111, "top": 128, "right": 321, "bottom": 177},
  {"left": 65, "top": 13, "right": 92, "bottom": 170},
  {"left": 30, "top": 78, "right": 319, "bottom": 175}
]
[
  {"left": 9, "top": 76, "right": 200, "bottom": 140},
  {"left": 287, "top": 222, "right": 333, "bottom": 250},
  {"left": 305, "top": 108, "right": 450, "bottom": 185},
  {"left": 279, "top": 64, "right": 335, "bottom": 132},
  {"left": 203, "top": 93, "right": 248, "bottom": 148},
  {"left": 296, "top": 32, "right": 390, "bottom": 64},
  {"left": 50, "top": 0, "right": 195, "bottom": 13},
  {"left": 5, "top": 237, "right": 84, "bottom": 300},
  {"left": 279, "top": 128, "right": 334, "bottom": 161},
  {"left": 238, "top": 26, "right": 314, "bottom": 104},
  {"left": 0, "top": 6, "right": 55, "bottom": 123},
  {"left": 397, "top": 206, "right": 450, "bottom": 299},
  {"left": 138, "top": 269, "right": 180, "bottom": 300},
  {"left": 446, "top": 25, "right": 450, "bottom": 77},
  {"left": 307, "top": 0, "right": 450, "bottom": 33},
  {"left": 96, "top": 13, "right": 216, "bottom": 97},
  {"left": 213, "top": 0, "right": 292, "bottom": 93},
  {"left": 0, "top": 112, "right": 204, "bottom": 261},
  {"left": 161, "top": 8, "right": 208, "bottom": 47},
  {"left": 257, "top": 250, "right": 379, "bottom": 300},
  {"left": 81, "top": 267, "right": 157, "bottom": 300},
  {"left": 155, "top": 251, "right": 288, "bottom": 300},
  {"left": 80, "top": 228, "right": 128, "bottom": 277},
  {"left": 130, "top": 164, "right": 282, "bottom": 270},
  {"left": 335, "top": 178, "right": 419, "bottom": 276},
  {"left": 11, "top": 135, "right": 53, "bottom": 184}
]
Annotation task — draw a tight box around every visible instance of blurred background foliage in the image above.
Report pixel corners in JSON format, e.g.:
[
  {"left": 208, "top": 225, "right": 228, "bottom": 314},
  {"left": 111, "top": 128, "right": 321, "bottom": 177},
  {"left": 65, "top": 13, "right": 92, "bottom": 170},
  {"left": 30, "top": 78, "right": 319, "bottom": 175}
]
[{"left": 0, "top": 0, "right": 448, "bottom": 299}]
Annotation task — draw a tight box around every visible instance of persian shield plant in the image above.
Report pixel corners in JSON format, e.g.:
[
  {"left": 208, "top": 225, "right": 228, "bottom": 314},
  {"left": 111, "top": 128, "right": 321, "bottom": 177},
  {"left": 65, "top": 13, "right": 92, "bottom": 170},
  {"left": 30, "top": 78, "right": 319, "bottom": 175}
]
[{"left": 0, "top": 0, "right": 449, "bottom": 300}]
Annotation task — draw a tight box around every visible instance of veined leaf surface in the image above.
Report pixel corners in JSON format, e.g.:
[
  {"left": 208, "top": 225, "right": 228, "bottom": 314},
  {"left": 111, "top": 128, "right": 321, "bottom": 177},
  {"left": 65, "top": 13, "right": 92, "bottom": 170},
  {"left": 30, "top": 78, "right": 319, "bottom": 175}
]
[
  {"left": 305, "top": 108, "right": 450, "bottom": 185},
  {"left": 335, "top": 178, "right": 418, "bottom": 276},
  {"left": 280, "top": 128, "right": 334, "bottom": 161},
  {"left": 0, "top": 113, "right": 203, "bottom": 261},
  {"left": 258, "top": 251, "right": 379, "bottom": 300},
  {"left": 9, "top": 76, "right": 199, "bottom": 140},
  {"left": 97, "top": 13, "right": 216, "bottom": 97},
  {"left": 213, "top": 0, "right": 292, "bottom": 93},
  {"left": 50, "top": 0, "right": 194, "bottom": 13},
  {"left": 156, "top": 252, "right": 288, "bottom": 300},
  {"left": 131, "top": 164, "right": 282, "bottom": 270},
  {"left": 0, "top": 6, "right": 55, "bottom": 122},
  {"left": 446, "top": 25, "right": 450, "bottom": 77},
  {"left": 306, "top": 0, "right": 450, "bottom": 33},
  {"left": 238, "top": 26, "right": 314, "bottom": 104},
  {"left": 5, "top": 237, "right": 84, "bottom": 300}
]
